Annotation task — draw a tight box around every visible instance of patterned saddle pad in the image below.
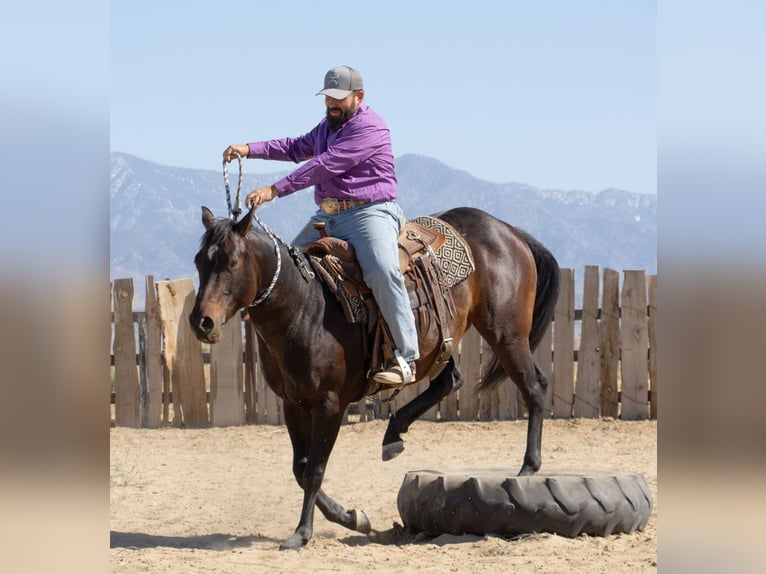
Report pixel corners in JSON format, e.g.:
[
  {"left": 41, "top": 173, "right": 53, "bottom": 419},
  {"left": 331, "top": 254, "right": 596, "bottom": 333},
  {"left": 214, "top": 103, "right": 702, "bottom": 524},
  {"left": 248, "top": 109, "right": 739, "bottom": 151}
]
[{"left": 410, "top": 215, "right": 474, "bottom": 288}]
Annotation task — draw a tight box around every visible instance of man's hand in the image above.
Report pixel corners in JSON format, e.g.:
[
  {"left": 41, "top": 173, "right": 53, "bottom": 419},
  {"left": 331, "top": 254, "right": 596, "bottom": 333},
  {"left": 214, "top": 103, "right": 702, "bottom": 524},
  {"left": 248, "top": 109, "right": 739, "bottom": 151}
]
[
  {"left": 223, "top": 144, "right": 249, "bottom": 162},
  {"left": 245, "top": 186, "right": 278, "bottom": 209}
]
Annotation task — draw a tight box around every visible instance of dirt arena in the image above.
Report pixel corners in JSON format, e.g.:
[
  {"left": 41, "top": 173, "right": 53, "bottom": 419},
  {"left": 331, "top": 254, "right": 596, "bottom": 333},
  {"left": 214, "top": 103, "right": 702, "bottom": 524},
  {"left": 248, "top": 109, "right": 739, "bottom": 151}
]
[{"left": 110, "top": 418, "right": 656, "bottom": 573}]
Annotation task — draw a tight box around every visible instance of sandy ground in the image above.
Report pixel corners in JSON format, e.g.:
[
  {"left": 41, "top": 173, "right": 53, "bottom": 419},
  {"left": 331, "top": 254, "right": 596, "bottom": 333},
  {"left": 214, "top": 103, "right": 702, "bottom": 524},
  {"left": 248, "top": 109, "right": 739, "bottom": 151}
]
[{"left": 110, "top": 418, "right": 656, "bottom": 573}]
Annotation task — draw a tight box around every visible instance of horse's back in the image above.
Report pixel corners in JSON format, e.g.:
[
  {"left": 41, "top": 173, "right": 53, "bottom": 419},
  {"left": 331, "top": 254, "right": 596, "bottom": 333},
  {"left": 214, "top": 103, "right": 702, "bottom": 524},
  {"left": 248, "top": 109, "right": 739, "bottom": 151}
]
[
  {"left": 434, "top": 207, "right": 541, "bottom": 333},
  {"left": 436, "top": 207, "right": 536, "bottom": 264}
]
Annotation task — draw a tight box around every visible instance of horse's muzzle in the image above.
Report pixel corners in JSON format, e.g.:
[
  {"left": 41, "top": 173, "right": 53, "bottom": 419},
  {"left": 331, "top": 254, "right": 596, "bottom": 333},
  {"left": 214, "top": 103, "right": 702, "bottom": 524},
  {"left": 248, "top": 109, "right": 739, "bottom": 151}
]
[{"left": 189, "top": 310, "right": 222, "bottom": 344}]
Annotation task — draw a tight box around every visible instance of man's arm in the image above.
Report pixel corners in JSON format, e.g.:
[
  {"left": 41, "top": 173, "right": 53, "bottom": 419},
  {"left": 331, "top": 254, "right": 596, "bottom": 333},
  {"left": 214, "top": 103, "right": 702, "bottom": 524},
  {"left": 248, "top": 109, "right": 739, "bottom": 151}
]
[
  {"left": 274, "top": 121, "right": 387, "bottom": 195},
  {"left": 247, "top": 128, "right": 318, "bottom": 164}
]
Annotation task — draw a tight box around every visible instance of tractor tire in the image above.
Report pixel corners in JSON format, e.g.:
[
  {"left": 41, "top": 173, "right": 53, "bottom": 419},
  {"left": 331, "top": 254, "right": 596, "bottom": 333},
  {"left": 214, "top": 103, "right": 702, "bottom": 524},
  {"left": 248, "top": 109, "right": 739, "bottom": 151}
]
[{"left": 397, "top": 468, "right": 653, "bottom": 538}]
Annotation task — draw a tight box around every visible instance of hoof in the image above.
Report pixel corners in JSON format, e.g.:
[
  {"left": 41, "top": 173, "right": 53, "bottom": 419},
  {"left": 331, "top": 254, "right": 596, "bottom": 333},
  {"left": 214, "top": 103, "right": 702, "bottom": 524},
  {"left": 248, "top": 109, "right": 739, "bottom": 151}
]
[
  {"left": 351, "top": 509, "right": 372, "bottom": 534},
  {"left": 382, "top": 440, "right": 404, "bottom": 461},
  {"left": 278, "top": 532, "right": 307, "bottom": 551},
  {"left": 517, "top": 464, "right": 539, "bottom": 477}
]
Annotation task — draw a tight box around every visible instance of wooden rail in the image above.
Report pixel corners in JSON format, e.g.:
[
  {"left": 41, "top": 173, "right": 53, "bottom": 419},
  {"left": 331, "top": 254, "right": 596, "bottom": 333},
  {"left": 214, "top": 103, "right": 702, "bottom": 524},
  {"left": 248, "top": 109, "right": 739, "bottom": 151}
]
[{"left": 110, "top": 267, "right": 657, "bottom": 427}]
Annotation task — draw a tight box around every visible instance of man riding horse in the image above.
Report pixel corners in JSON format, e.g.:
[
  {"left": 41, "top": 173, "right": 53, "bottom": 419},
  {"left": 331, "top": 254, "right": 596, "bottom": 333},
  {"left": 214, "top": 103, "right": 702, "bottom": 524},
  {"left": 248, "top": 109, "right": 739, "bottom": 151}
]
[{"left": 223, "top": 65, "right": 418, "bottom": 387}]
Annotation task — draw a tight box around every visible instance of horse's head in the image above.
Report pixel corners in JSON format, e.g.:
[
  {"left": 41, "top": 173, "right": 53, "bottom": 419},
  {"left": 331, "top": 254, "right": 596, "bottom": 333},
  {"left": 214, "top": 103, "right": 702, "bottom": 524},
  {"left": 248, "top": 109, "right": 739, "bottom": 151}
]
[{"left": 189, "top": 206, "right": 259, "bottom": 344}]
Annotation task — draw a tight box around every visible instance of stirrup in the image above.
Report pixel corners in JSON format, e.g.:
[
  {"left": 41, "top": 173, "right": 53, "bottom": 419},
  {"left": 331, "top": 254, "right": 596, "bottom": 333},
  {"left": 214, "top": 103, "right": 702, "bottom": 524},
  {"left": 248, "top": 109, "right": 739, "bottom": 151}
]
[
  {"left": 393, "top": 350, "right": 414, "bottom": 381},
  {"left": 373, "top": 350, "right": 416, "bottom": 387}
]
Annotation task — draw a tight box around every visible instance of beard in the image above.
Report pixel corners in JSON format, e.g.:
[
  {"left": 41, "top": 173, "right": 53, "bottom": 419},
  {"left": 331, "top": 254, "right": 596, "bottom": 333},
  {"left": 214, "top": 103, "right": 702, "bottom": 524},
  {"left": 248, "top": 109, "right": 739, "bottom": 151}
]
[{"left": 326, "top": 106, "right": 355, "bottom": 132}]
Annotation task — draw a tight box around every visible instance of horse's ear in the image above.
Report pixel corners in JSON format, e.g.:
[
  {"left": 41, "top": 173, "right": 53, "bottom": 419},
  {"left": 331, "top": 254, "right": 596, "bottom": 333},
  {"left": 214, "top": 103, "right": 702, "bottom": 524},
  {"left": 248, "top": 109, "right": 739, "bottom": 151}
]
[
  {"left": 201, "top": 206, "right": 215, "bottom": 230},
  {"left": 233, "top": 206, "right": 255, "bottom": 237}
]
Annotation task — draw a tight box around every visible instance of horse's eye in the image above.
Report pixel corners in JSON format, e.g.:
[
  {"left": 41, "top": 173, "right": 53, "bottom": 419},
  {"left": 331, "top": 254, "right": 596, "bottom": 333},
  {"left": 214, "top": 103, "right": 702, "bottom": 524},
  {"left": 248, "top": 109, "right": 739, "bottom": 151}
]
[{"left": 229, "top": 258, "right": 238, "bottom": 269}]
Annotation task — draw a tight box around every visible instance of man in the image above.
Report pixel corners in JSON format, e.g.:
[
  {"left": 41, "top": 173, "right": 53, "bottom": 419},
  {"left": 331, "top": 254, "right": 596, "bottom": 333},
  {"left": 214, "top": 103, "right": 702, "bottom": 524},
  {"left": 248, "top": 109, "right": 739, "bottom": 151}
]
[{"left": 223, "top": 65, "right": 418, "bottom": 386}]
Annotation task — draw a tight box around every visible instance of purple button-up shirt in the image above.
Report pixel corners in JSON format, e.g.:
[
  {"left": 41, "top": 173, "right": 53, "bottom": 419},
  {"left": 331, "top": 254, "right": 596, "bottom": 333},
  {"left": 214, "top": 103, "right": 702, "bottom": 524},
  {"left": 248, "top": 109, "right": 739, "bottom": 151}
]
[{"left": 246, "top": 103, "right": 397, "bottom": 205}]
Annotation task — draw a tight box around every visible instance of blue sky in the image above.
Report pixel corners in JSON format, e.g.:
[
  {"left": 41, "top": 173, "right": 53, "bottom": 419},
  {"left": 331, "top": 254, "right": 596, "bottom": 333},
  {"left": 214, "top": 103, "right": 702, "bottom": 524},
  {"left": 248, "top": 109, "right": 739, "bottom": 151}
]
[{"left": 111, "top": 1, "right": 656, "bottom": 195}]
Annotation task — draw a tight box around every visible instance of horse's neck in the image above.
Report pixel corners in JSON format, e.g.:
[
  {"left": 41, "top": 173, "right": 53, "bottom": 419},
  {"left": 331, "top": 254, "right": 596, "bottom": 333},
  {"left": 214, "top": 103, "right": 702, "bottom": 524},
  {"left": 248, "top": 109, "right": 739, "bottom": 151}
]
[{"left": 247, "top": 234, "right": 317, "bottom": 316}]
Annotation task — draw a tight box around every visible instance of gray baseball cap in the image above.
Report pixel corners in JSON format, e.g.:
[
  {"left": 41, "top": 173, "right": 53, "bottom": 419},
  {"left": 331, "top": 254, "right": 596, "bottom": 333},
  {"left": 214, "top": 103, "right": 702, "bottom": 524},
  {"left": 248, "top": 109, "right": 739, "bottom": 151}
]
[{"left": 316, "top": 65, "right": 364, "bottom": 99}]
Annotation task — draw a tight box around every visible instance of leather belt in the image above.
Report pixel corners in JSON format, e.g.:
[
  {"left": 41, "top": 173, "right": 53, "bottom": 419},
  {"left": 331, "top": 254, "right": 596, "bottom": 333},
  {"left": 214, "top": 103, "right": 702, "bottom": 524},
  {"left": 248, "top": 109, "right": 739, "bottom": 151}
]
[{"left": 319, "top": 198, "right": 368, "bottom": 215}]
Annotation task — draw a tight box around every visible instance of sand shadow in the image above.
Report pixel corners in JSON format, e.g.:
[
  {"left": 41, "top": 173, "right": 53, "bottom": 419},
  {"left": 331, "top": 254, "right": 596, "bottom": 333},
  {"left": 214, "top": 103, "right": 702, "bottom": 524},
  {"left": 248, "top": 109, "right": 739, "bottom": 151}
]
[
  {"left": 338, "top": 524, "right": 411, "bottom": 547},
  {"left": 110, "top": 530, "right": 281, "bottom": 550},
  {"left": 339, "top": 523, "right": 488, "bottom": 548}
]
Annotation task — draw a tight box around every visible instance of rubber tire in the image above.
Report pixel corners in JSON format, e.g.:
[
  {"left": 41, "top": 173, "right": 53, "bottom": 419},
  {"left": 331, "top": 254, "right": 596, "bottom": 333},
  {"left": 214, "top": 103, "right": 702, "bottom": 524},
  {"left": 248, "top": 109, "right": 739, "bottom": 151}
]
[{"left": 397, "top": 468, "right": 653, "bottom": 538}]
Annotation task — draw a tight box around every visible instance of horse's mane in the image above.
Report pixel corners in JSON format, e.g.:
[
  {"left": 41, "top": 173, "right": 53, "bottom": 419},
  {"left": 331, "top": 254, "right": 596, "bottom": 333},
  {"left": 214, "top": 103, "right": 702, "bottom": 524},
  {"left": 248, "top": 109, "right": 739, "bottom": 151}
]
[{"left": 199, "top": 217, "right": 230, "bottom": 247}]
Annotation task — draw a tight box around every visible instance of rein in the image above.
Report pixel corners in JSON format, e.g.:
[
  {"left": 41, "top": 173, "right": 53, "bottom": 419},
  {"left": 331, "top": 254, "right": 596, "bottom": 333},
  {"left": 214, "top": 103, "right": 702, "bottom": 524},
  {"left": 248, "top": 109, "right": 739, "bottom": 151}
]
[
  {"left": 248, "top": 212, "right": 283, "bottom": 307},
  {"left": 223, "top": 155, "right": 303, "bottom": 307},
  {"left": 223, "top": 153, "right": 244, "bottom": 219}
]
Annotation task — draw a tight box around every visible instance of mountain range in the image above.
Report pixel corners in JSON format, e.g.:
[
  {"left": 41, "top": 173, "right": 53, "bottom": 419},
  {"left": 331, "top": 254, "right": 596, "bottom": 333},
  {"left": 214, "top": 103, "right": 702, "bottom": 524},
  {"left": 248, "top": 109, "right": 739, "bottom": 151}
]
[{"left": 110, "top": 152, "right": 656, "bottom": 308}]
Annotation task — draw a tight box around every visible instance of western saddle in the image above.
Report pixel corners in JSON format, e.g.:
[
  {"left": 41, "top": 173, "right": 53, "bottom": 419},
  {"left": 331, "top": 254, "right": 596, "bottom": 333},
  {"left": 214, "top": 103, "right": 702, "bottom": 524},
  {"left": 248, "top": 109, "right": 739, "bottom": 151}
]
[{"left": 305, "top": 219, "right": 458, "bottom": 384}]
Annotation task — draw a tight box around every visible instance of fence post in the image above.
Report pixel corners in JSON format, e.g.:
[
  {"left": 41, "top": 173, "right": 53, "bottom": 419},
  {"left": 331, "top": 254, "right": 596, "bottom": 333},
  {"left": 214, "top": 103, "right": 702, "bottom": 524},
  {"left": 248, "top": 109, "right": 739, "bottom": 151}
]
[
  {"left": 574, "top": 265, "right": 601, "bottom": 417},
  {"left": 113, "top": 278, "right": 140, "bottom": 427},
  {"left": 457, "top": 327, "right": 482, "bottom": 420},
  {"left": 157, "top": 278, "right": 208, "bottom": 427},
  {"left": 142, "top": 275, "right": 163, "bottom": 428},
  {"left": 244, "top": 320, "right": 283, "bottom": 425},
  {"left": 600, "top": 269, "right": 620, "bottom": 417},
  {"left": 210, "top": 315, "right": 245, "bottom": 426},
  {"left": 648, "top": 274, "right": 658, "bottom": 419},
  {"left": 620, "top": 270, "right": 649, "bottom": 420},
  {"left": 552, "top": 269, "right": 575, "bottom": 418}
]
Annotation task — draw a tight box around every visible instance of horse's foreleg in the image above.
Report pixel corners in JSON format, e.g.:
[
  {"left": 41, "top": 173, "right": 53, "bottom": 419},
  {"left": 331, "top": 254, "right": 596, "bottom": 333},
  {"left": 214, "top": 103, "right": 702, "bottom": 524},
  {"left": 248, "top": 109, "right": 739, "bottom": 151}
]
[
  {"left": 281, "top": 477, "right": 319, "bottom": 550},
  {"left": 280, "top": 397, "right": 346, "bottom": 551},
  {"left": 315, "top": 490, "right": 371, "bottom": 534},
  {"left": 282, "top": 405, "right": 315, "bottom": 550},
  {"left": 288, "top": 459, "right": 371, "bottom": 534},
  {"left": 382, "top": 357, "right": 462, "bottom": 461}
]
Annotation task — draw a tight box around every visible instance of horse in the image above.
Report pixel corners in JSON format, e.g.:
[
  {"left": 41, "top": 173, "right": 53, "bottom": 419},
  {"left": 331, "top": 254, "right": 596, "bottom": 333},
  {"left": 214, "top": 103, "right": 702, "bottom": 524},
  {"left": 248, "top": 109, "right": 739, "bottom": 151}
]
[{"left": 189, "top": 205, "right": 559, "bottom": 550}]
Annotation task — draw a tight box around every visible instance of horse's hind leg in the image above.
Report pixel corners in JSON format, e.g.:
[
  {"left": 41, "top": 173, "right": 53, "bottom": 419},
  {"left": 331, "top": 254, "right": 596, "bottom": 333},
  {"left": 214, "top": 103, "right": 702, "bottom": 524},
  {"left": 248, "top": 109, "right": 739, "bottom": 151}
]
[
  {"left": 507, "top": 343, "right": 548, "bottom": 475},
  {"left": 518, "top": 361, "right": 548, "bottom": 475},
  {"left": 484, "top": 338, "right": 548, "bottom": 476},
  {"left": 382, "top": 356, "right": 462, "bottom": 461}
]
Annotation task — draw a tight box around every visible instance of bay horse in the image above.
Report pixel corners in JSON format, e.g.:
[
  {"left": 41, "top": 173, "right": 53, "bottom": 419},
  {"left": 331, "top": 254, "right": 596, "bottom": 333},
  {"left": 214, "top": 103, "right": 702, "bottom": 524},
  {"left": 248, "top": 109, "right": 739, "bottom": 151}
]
[{"left": 189, "top": 205, "right": 559, "bottom": 550}]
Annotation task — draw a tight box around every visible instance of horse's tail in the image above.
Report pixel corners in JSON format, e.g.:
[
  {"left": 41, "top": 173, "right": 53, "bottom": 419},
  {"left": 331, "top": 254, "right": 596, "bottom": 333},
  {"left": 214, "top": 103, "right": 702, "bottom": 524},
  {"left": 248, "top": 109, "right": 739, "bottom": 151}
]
[
  {"left": 478, "top": 229, "right": 560, "bottom": 392},
  {"left": 519, "top": 229, "right": 560, "bottom": 352}
]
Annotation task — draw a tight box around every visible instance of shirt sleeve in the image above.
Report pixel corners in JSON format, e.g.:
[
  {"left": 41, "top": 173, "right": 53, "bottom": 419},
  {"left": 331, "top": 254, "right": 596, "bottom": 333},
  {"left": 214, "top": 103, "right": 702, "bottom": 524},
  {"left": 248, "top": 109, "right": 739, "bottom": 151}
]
[
  {"left": 274, "top": 120, "right": 389, "bottom": 196},
  {"left": 247, "top": 127, "right": 317, "bottom": 165}
]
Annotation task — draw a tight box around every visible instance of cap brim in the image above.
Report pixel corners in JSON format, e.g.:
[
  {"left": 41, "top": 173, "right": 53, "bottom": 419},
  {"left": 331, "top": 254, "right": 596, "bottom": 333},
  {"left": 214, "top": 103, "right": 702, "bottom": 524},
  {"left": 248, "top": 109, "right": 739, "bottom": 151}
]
[{"left": 316, "top": 88, "right": 353, "bottom": 99}]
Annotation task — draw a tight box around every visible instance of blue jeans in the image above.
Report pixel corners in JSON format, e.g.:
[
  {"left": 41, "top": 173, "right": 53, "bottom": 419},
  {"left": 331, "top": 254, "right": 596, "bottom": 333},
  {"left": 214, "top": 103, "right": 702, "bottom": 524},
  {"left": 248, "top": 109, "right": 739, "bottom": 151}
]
[{"left": 293, "top": 200, "right": 420, "bottom": 363}]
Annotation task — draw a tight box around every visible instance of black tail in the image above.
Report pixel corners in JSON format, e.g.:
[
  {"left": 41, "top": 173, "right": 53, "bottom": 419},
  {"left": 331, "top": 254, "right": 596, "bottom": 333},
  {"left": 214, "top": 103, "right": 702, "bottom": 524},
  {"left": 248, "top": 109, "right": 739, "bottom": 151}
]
[
  {"left": 518, "top": 229, "right": 560, "bottom": 352},
  {"left": 478, "top": 229, "right": 560, "bottom": 392}
]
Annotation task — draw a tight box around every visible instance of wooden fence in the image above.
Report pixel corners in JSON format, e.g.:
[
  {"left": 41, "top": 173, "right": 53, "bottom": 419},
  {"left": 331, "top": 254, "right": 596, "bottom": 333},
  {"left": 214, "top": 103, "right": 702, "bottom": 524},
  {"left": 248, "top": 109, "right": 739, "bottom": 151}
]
[{"left": 111, "top": 266, "right": 657, "bottom": 428}]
